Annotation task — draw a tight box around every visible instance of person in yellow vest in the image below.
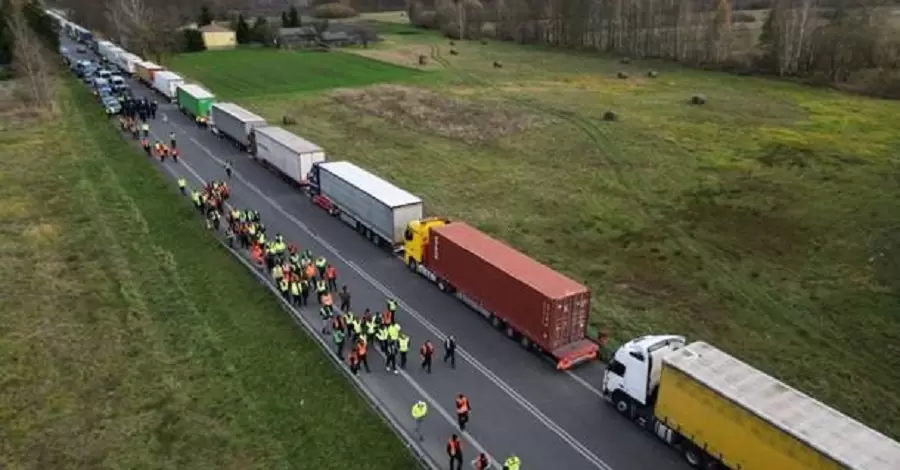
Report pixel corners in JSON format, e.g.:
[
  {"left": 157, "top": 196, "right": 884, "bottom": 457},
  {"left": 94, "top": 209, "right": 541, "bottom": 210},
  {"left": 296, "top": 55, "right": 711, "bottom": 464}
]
[
  {"left": 503, "top": 455, "right": 520, "bottom": 470},
  {"left": 290, "top": 279, "right": 301, "bottom": 306},
  {"left": 278, "top": 277, "right": 289, "bottom": 299},
  {"left": 388, "top": 322, "right": 401, "bottom": 346},
  {"left": 343, "top": 311, "right": 356, "bottom": 340},
  {"left": 316, "top": 279, "right": 327, "bottom": 304},
  {"left": 398, "top": 332, "right": 411, "bottom": 370},
  {"left": 376, "top": 326, "right": 389, "bottom": 355}
]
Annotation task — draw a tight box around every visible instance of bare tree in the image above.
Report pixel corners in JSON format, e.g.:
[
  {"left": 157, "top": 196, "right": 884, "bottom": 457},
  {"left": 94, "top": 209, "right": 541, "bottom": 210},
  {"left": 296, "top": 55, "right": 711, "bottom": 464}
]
[{"left": 6, "top": 2, "right": 55, "bottom": 110}]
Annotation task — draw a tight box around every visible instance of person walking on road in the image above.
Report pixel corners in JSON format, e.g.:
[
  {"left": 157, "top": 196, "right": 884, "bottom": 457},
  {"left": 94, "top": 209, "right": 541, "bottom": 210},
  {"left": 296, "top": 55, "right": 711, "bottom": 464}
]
[
  {"left": 444, "top": 335, "right": 457, "bottom": 369},
  {"left": 224, "top": 160, "right": 233, "bottom": 179},
  {"left": 447, "top": 434, "right": 463, "bottom": 470},
  {"left": 385, "top": 337, "right": 399, "bottom": 374},
  {"left": 387, "top": 297, "right": 398, "bottom": 322},
  {"left": 177, "top": 177, "right": 186, "bottom": 194},
  {"left": 455, "top": 393, "right": 471, "bottom": 431},
  {"left": 473, "top": 453, "right": 490, "bottom": 470},
  {"left": 348, "top": 347, "right": 360, "bottom": 375},
  {"left": 355, "top": 337, "right": 370, "bottom": 373},
  {"left": 398, "top": 332, "right": 410, "bottom": 370},
  {"left": 411, "top": 400, "right": 428, "bottom": 441},
  {"left": 325, "top": 264, "right": 338, "bottom": 292},
  {"left": 169, "top": 131, "right": 176, "bottom": 148},
  {"left": 420, "top": 340, "right": 435, "bottom": 374},
  {"left": 502, "top": 455, "right": 520, "bottom": 470},
  {"left": 339, "top": 285, "right": 351, "bottom": 312},
  {"left": 332, "top": 327, "right": 345, "bottom": 360},
  {"left": 320, "top": 304, "right": 333, "bottom": 335}
]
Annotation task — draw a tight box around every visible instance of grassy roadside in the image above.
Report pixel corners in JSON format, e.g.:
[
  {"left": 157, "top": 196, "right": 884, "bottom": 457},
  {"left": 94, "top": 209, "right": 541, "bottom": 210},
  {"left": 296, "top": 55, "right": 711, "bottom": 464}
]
[{"left": 0, "top": 77, "right": 418, "bottom": 469}]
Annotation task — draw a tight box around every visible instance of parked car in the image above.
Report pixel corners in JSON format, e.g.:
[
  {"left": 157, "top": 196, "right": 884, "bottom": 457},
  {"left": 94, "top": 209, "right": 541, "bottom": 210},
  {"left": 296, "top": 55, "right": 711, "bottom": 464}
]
[
  {"left": 110, "top": 75, "right": 127, "bottom": 92},
  {"left": 76, "top": 45, "right": 86, "bottom": 53},
  {"left": 102, "top": 95, "right": 121, "bottom": 115}
]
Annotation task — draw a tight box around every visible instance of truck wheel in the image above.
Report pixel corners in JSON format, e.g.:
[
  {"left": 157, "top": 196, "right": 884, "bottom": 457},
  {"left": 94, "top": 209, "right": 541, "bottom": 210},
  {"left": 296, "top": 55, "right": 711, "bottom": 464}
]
[
  {"left": 437, "top": 279, "right": 447, "bottom": 292},
  {"left": 683, "top": 445, "right": 706, "bottom": 468},
  {"left": 407, "top": 259, "right": 417, "bottom": 272},
  {"left": 490, "top": 315, "right": 502, "bottom": 329},
  {"left": 505, "top": 326, "right": 516, "bottom": 338},
  {"left": 520, "top": 336, "right": 532, "bottom": 348},
  {"left": 612, "top": 392, "right": 630, "bottom": 415}
]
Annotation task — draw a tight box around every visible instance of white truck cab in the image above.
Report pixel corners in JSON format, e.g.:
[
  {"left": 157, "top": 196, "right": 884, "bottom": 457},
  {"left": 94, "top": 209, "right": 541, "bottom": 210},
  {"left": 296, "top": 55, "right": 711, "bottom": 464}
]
[{"left": 601, "top": 334, "right": 685, "bottom": 413}]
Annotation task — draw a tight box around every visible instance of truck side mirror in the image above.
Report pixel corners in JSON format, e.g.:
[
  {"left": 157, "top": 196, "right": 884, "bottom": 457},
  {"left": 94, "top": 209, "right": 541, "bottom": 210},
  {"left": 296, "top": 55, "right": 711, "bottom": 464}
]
[{"left": 404, "top": 229, "right": 413, "bottom": 241}]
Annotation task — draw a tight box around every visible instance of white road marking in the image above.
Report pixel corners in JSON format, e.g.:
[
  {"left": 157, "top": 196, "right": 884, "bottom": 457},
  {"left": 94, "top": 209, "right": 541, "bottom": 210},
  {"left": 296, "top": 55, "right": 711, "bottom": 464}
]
[{"left": 181, "top": 133, "right": 616, "bottom": 470}]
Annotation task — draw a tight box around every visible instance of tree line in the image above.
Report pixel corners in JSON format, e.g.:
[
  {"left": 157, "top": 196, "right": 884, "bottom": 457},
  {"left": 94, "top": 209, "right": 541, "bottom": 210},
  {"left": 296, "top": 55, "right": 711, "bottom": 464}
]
[{"left": 408, "top": 0, "right": 900, "bottom": 98}]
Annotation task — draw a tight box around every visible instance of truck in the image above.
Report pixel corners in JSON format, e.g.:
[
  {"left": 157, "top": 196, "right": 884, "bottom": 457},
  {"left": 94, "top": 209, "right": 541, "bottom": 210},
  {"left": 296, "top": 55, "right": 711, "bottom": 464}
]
[
  {"left": 96, "top": 40, "right": 114, "bottom": 63},
  {"left": 152, "top": 71, "right": 184, "bottom": 101},
  {"left": 403, "top": 219, "right": 598, "bottom": 370},
  {"left": 116, "top": 52, "right": 141, "bottom": 76},
  {"left": 176, "top": 84, "right": 215, "bottom": 118},
  {"left": 252, "top": 126, "right": 325, "bottom": 187},
  {"left": 308, "top": 161, "right": 422, "bottom": 248},
  {"left": 601, "top": 336, "right": 900, "bottom": 470},
  {"left": 135, "top": 61, "right": 162, "bottom": 85},
  {"left": 210, "top": 102, "right": 267, "bottom": 151}
]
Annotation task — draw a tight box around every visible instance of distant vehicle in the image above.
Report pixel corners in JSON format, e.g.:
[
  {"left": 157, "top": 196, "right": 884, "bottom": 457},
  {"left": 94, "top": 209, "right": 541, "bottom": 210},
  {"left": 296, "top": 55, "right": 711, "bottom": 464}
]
[
  {"left": 209, "top": 102, "right": 267, "bottom": 151},
  {"left": 102, "top": 95, "right": 121, "bottom": 115},
  {"left": 602, "top": 336, "right": 900, "bottom": 469},
  {"left": 96, "top": 69, "right": 112, "bottom": 80},
  {"left": 110, "top": 75, "right": 127, "bottom": 92},
  {"left": 76, "top": 45, "right": 86, "bottom": 53},
  {"left": 92, "top": 77, "right": 109, "bottom": 90}
]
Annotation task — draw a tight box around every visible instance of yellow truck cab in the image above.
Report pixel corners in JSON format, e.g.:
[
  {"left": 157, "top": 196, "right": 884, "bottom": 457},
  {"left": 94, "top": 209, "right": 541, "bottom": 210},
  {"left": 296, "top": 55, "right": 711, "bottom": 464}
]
[{"left": 403, "top": 217, "right": 448, "bottom": 273}]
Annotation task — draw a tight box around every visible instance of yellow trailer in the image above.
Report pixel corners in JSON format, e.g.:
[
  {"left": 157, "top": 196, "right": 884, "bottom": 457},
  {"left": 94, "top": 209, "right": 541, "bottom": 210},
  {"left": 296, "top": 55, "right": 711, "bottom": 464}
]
[{"left": 655, "top": 342, "right": 900, "bottom": 470}]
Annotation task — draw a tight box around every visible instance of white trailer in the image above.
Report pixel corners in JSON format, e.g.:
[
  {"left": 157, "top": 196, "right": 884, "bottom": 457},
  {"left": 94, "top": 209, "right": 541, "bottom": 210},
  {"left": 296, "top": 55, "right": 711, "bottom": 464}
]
[
  {"left": 311, "top": 161, "right": 424, "bottom": 248},
  {"left": 96, "top": 40, "right": 114, "bottom": 62},
  {"left": 152, "top": 71, "right": 184, "bottom": 101},
  {"left": 210, "top": 102, "right": 267, "bottom": 151},
  {"left": 117, "top": 52, "right": 141, "bottom": 75},
  {"left": 252, "top": 126, "right": 325, "bottom": 186}
]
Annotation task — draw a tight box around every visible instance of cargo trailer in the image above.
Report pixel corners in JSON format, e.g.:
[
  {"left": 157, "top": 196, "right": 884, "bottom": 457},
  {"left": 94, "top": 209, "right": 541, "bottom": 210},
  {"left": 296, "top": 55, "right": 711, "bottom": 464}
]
[
  {"left": 152, "top": 71, "right": 184, "bottom": 100},
  {"left": 135, "top": 61, "right": 161, "bottom": 85},
  {"left": 308, "top": 161, "right": 422, "bottom": 248},
  {"left": 603, "top": 336, "right": 900, "bottom": 470},
  {"left": 176, "top": 84, "right": 215, "bottom": 118},
  {"left": 209, "top": 102, "right": 267, "bottom": 151},
  {"left": 96, "top": 40, "right": 113, "bottom": 62},
  {"left": 252, "top": 126, "right": 326, "bottom": 188},
  {"left": 403, "top": 220, "right": 597, "bottom": 369}
]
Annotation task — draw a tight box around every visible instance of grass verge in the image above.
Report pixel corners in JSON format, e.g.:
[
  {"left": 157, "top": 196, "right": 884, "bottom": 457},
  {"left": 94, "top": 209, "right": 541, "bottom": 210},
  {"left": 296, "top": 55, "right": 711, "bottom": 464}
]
[
  {"left": 198, "top": 36, "right": 900, "bottom": 437},
  {"left": 168, "top": 48, "right": 428, "bottom": 100},
  {"left": 0, "top": 77, "right": 418, "bottom": 469}
]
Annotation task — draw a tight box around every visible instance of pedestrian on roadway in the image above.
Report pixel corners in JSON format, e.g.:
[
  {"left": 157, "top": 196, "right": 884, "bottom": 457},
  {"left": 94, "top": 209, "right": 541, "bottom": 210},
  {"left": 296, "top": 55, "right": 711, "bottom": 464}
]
[
  {"left": 447, "top": 434, "right": 464, "bottom": 470},
  {"left": 332, "top": 327, "right": 345, "bottom": 360},
  {"left": 177, "top": 177, "right": 186, "bottom": 194},
  {"left": 385, "top": 337, "right": 398, "bottom": 374},
  {"left": 320, "top": 304, "right": 333, "bottom": 335},
  {"left": 169, "top": 131, "right": 176, "bottom": 148},
  {"left": 398, "top": 332, "right": 410, "bottom": 369},
  {"left": 325, "top": 264, "right": 338, "bottom": 292},
  {"left": 473, "top": 453, "right": 490, "bottom": 470},
  {"left": 387, "top": 297, "right": 398, "bottom": 322},
  {"left": 420, "top": 340, "right": 435, "bottom": 374},
  {"left": 225, "top": 160, "right": 233, "bottom": 179},
  {"left": 444, "top": 335, "right": 457, "bottom": 369},
  {"left": 339, "top": 285, "right": 351, "bottom": 312},
  {"left": 502, "top": 455, "right": 520, "bottom": 470},
  {"left": 355, "top": 337, "right": 370, "bottom": 373},
  {"left": 348, "top": 348, "right": 360, "bottom": 375},
  {"left": 455, "top": 393, "right": 471, "bottom": 431},
  {"left": 411, "top": 400, "right": 428, "bottom": 441}
]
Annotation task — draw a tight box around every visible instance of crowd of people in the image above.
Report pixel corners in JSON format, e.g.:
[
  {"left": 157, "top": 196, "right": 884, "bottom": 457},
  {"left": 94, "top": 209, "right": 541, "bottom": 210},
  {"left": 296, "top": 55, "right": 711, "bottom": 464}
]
[{"left": 118, "top": 97, "right": 521, "bottom": 470}]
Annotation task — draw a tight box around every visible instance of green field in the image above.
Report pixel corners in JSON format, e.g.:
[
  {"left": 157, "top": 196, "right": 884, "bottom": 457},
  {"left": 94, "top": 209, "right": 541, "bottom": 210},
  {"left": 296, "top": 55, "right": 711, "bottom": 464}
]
[
  {"left": 168, "top": 48, "right": 425, "bottom": 99},
  {"left": 0, "top": 77, "right": 417, "bottom": 469},
  {"left": 171, "top": 26, "right": 900, "bottom": 439}
]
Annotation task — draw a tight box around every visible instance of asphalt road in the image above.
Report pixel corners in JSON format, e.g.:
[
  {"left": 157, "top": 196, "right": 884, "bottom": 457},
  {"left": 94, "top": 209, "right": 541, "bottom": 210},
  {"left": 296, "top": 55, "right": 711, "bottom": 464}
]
[{"left": 65, "top": 38, "right": 691, "bottom": 470}]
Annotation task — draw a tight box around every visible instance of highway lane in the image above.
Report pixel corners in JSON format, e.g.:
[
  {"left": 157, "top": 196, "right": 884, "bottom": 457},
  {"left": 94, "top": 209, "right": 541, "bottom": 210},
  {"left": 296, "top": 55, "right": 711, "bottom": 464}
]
[{"left": 68, "top": 39, "right": 690, "bottom": 470}]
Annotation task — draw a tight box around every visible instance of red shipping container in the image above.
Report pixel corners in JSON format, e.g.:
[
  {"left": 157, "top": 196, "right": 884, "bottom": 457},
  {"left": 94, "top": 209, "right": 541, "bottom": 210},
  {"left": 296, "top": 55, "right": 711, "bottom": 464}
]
[{"left": 426, "top": 222, "right": 597, "bottom": 367}]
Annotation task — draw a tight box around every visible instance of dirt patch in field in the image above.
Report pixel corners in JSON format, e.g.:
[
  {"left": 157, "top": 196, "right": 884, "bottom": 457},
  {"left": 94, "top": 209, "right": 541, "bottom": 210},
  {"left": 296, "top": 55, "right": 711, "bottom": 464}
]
[
  {"left": 348, "top": 46, "right": 440, "bottom": 70},
  {"left": 331, "top": 85, "right": 547, "bottom": 144}
]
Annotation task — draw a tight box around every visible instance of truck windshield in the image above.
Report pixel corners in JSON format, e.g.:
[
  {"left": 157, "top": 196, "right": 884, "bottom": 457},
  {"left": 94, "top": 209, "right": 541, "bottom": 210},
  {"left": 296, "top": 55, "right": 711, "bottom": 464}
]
[{"left": 608, "top": 359, "right": 626, "bottom": 376}]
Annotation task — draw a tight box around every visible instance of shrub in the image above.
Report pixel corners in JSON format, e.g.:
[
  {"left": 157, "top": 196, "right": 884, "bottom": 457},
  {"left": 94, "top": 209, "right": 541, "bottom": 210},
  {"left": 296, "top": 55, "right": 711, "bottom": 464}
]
[
  {"left": 283, "top": 115, "right": 297, "bottom": 125},
  {"left": 418, "top": 55, "right": 427, "bottom": 65},
  {"left": 413, "top": 11, "right": 437, "bottom": 29},
  {"left": 441, "top": 21, "right": 461, "bottom": 39},
  {"left": 648, "top": 70, "right": 658, "bottom": 78},
  {"left": 690, "top": 94, "right": 707, "bottom": 105},
  {"left": 620, "top": 57, "right": 631, "bottom": 64},
  {"left": 602, "top": 110, "right": 618, "bottom": 121},
  {"left": 313, "top": 3, "right": 358, "bottom": 19},
  {"left": 617, "top": 71, "right": 628, "bottom": 79}
]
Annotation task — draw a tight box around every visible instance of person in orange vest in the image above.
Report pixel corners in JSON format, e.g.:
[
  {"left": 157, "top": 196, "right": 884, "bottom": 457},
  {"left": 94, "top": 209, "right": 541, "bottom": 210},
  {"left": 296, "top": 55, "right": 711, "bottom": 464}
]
[
  {"left": 472, "top": 453, "right": 490, "bottom": 470},
  {"left": 348, "top": 347, "right": 360, "bottom": 375},
  {"left": 325, "top": 264, "right": 337, "bottom": 292},
  {"left": 381, "top": 308, "right": 393, "bottom": 326},
  {"left": 141, "top": 137, "right": 150, "bottom": 155},
  {"left": 447, "top": 434, "right": 463, "bottom": 470},
  {"left": 355, "top": 338, "right": 370, "bottom": 373},
  {"left": 420, "top": 340, "right": 435, "bottom": 374},
  {"left": 171, "top": 146, "right": 179, "bottom": 162},
  {"left": 455, "top": 393, "right": 471, "bottom": 431}
]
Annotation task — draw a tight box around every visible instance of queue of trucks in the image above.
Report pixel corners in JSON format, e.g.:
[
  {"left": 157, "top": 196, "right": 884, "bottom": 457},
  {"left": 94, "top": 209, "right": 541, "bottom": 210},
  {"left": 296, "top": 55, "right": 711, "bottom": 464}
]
[{"left": 48, "top": 10, "right": 900, "bottom": 470}]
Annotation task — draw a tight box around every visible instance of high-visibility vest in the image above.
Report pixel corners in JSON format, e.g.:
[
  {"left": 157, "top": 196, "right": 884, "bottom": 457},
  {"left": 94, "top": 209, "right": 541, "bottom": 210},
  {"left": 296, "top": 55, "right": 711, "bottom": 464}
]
[
  {"left": 290, "top": 282, "right": 300, "bottom": 296},
  {"left": 381, "top": 310, "right": 392, "bottom": 325},
  {"left": 388, "top": 324, "right": 400, "bottom": 341},
  {"left": 456, "top": 397, "right": 469, "bottom": 414},
  {"left": 447, "top": 439, "right": 461, "bottom": 456},
  {"left": 320, "top": 307, "right": 331, "bottom": 319},
  {"left": 326, "top": 266, "right": 336, "bottom": 279},
  {"left": 411, "top": 401, "right": 427, "bottom": 419},
  {"left": 366, "top": 319, "right": 376, "bottom": 334},
  {"left": 376, "top": 328, "right": 388, "bottom": 341},
  {"left": 352, "top": 321, "right": 362, "bottom": 334},
  {"left": 279, "top": 280, "right": 288, "bottom": 292},
  {"left": 504, "top": 456, "right": 520, "bottom": 470},
  {"left": 398, "top": 336, "right": 410, "bottom": 352},
  {"left": 356, "top": 342, "right": 367, "bottom": 355},
  {"left": 316, "top": 281, "right": 326, "bottom": 293},
  {"left": 272, "top": 266, "right": 282, "bottom": 279}
]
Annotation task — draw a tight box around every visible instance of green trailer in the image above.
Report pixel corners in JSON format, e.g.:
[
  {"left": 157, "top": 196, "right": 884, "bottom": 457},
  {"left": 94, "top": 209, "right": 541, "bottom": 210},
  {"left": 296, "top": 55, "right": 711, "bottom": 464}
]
[{"left": 175, "top": 84, "right": 215, "bottom": 118}]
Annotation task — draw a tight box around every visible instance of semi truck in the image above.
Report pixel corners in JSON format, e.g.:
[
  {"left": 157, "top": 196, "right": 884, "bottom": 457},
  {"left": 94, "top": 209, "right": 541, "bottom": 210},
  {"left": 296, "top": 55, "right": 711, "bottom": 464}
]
[
  {"left": 209, "top": 102, "right": 267, "bottom": 151},
  {"left": 308, "top": 161, "right": 423, "bottom": 249},
  {"left": 176, "top": 84, "right": 215, "bottom": 119},
  {"left": 404, "top": 219, "right": 598, "bottom": 369},
  {"left": 115, "top": 51, "right": 141, "bottom": 75},
  {"left": 135, "top": 61, "right": 162, "bottom": 86},
  {"left": 251, "top": 126, "right": 325, "bottom": 187},
  {"left": 152, "top": 71, "right": 184, "bottom": 101},
  {"left": 602, "top": 336, "right": 900, "bottom": 470}
]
